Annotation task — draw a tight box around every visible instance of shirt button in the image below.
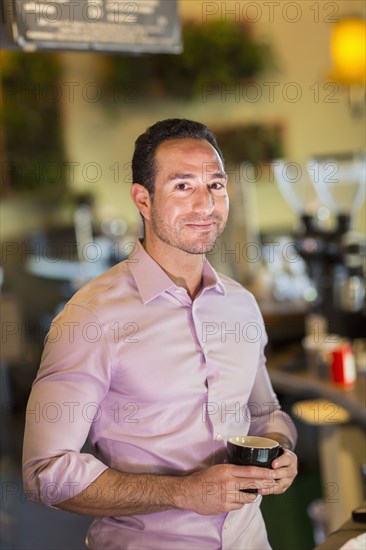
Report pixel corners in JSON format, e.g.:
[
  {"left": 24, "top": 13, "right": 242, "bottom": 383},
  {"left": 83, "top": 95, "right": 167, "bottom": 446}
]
[
  {"left": 202, "top": 347, "right": 208, "bottom": 354},
  {"left": 216, "top": 434, "right": 223, "bottom": 441},
  {"left": 224, "top": 521, "right": 231, "bottom": 529}
]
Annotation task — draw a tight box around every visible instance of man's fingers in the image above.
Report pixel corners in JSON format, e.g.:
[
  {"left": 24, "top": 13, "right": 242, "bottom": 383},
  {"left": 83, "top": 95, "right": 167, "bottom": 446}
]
[
  {"left": 227, "top": 479, "right": 278, "bottom": 495},
  {"left": 240, "top": 491, "right": 258, "bottom": 504},
  {"left": 259, "top": 477, "right": 294, "bottom": 495},
  {"left": 272, "top": 449, "right": 298, "bottom": 470},
  {"left": 270, "top": 466, "right": 292, "bottom": 479},
  {"left": 230, "top": 465, "right": 276, "bottom": 480}
]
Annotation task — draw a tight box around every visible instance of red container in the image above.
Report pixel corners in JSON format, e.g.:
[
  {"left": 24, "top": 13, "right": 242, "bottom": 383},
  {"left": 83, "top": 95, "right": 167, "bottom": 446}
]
[{"left": 330, "top": 344, "right": 356, "bottom": 387}]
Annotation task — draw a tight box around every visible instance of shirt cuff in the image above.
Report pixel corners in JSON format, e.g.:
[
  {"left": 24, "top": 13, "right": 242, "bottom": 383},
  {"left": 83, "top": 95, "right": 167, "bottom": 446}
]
[{"left": 24, "top": 452, "right": 109, "bottom": 508}]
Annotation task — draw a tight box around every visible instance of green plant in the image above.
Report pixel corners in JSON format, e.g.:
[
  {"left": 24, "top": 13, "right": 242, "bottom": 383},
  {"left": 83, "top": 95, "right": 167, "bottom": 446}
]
[
  {"left": 1, "top": 51, "right": 65, "bottom": 194},
  {"left": 105, "top": 19, "right": 271, "bottom": 100},
  {"left": 213, "top": 124, "right": 284, "bottom": 165}
]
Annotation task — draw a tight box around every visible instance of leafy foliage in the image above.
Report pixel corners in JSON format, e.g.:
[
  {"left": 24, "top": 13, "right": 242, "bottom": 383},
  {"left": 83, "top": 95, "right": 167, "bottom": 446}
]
[
  {"left": 2, "top": 52, "right": 65, "bottom": 193},
  {"left": 106, "top": 20, "right": 270, "bottom": 99},
  {"left": 213, "top": 124, "right": 284, "bottom": 165}
]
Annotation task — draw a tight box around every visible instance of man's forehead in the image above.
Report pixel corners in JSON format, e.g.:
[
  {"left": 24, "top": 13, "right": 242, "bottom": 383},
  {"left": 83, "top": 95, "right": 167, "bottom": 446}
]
[
  {"left": 156, "top": 137, "right": 218, "bottom": 154},
  {"left": 165, "top": 169, "right": 227, "bottom": 182},
  {"left": 155, "top": 138, "right": 225, "bottom": 171}
]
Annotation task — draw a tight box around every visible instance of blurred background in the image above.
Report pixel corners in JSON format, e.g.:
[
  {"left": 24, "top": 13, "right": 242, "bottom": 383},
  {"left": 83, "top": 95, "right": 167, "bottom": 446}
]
[{"left": 1, "top": 1, "right": 365, "bottom": 549}]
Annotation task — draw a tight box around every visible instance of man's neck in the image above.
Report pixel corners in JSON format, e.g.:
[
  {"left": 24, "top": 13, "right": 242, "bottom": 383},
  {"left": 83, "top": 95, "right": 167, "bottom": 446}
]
[{"left": 141, "top": 237, "right": 205, "bottom": 300}]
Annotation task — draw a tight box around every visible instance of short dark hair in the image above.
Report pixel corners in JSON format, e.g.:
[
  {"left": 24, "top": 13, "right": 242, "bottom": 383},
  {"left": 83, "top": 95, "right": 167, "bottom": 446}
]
[{"left": 132, "top": 118, "right": 224, "bottom": 198}]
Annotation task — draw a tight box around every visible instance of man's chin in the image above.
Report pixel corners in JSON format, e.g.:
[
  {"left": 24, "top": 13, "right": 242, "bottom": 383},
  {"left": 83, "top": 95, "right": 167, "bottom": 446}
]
[{"left": 180, "top": 240, "right": 218, "bottom": 255}]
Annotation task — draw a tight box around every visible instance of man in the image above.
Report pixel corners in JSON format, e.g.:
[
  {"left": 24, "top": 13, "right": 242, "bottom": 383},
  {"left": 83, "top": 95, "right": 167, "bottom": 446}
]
[{"left": 23, "top": 119, "right": 297, "bottom": 549}]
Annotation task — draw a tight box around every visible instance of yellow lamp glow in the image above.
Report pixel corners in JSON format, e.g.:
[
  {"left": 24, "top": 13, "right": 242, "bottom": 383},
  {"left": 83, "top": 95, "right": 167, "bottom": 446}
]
[{"left": 330, "top": 17, "right": 366, "bottom": 85}]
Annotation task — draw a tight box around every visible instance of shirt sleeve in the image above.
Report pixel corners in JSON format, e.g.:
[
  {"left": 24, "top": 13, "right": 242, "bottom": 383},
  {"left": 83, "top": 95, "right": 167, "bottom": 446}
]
[
  {"left": 247, "top": 303, "right": 298, "bottom": 449},
  {"left": 22, "top": 303, "right": 111, "bottom": 507}
]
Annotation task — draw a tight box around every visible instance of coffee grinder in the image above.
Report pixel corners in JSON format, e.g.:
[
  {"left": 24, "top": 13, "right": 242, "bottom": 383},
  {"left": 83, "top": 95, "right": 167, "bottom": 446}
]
[{"left": 273, "top": 152, "right": 366, "bottom": 339}]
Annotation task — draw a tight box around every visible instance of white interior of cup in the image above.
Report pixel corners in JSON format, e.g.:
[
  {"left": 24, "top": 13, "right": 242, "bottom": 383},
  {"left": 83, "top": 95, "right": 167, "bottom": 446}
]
[{"left": 228, "top": 436, "right": 279, "bottom": 449}]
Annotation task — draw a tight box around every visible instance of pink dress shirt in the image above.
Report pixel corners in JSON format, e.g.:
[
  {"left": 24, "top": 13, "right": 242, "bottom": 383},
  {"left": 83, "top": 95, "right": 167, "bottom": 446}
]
[{"left": 23, "top": 240, "right": 297, "bottom": 549}]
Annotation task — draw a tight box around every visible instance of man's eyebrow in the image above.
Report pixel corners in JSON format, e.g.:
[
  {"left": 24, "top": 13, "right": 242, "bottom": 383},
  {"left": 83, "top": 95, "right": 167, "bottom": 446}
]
[
  {"left": 168, "top": 173, "right": 196, "bottom": 180},
  {"left": 208, "top": 171, "right": 228, "bottom": 180},
  {"left": 167, "top": 171, "right": 228, "bottom": 181}
]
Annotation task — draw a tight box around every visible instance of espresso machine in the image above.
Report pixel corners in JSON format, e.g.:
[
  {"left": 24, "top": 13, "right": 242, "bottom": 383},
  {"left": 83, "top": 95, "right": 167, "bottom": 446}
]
[{"left": 273, "top": 152, "right": 366, "bottom": 339}]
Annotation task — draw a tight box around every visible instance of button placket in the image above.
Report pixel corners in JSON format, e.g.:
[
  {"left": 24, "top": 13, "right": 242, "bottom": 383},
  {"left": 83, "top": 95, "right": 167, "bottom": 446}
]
[{"left": 192, "top": 304, "right": 208, "bottom": 357}]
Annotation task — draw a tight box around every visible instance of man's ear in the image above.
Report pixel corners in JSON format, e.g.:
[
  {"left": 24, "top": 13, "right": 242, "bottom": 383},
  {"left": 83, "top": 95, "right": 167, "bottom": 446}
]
[{"left": 130, "top": 183, "right": 151, "bottom": 222}]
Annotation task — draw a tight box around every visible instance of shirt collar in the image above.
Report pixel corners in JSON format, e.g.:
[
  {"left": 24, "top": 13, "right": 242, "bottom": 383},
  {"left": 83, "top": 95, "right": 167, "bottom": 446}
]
[
  {"left": 202, "top": 258, "right": 226, "bottom": 296},
  {"left": 127, "top": 240, "right": 226, "bottom": 304}
]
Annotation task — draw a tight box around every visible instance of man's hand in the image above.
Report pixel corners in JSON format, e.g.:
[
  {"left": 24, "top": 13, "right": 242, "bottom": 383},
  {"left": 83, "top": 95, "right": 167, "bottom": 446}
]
[
  {"left": 259, "top": 449, "right": 298, "bottom": 496},
  {"left": 56, "top": 451, "right": 298, "bottom": 518},
  {"left": 177, "top": 463, "right": 278, "bottom": 515},
  {"left": 257, "top": 432, "right": 298, "bottom": 496}
]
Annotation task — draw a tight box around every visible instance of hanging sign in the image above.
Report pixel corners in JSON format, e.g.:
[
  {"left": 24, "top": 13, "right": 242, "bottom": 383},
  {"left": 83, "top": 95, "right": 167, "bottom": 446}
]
[{"left": 4, "top": 1, "right": 182, "bottom": 53}]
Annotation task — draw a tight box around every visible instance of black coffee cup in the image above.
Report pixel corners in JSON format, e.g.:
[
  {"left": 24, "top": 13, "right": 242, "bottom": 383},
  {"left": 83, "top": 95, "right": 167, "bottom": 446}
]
[{"left": 227, "top": 435, "right": 284, "bottom": 493}]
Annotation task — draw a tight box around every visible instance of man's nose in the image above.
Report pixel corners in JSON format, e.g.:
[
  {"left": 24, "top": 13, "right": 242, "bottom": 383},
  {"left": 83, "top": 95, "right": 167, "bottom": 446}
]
[{"left": 192, "top": 186, "right": 215, "bottom": 214}]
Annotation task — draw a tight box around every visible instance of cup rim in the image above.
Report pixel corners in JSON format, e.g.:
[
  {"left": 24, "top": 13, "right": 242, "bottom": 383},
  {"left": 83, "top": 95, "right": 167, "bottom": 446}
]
[{"left": 228, "top": 435, "right": 280, "bottom": 449}]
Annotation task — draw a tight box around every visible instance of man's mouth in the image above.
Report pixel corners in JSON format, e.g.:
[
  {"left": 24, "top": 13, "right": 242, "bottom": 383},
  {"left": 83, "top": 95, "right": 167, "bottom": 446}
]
[
  {"left": 184, "top": 217, "right": 220, "bottom": 228},
  {"left": 185, "top": 222, "right": 215, "bottom": 229}
]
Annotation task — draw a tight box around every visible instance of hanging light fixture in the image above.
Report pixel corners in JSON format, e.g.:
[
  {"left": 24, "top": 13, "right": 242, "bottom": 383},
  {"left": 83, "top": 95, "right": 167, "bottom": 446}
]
[
  {"left": 331, "top": 16, "right": 366, "bottom": 84},
  {"left": 329, "top": 16, "right": 366, "bottom": 115}
]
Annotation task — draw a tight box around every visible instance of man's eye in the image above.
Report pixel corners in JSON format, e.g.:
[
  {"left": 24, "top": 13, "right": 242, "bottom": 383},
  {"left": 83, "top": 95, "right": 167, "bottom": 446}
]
[
  {"left": 176, "top": 183, "right": 189, "bottom": 190},
  {"left": 210, "top": 182, "right": 224, "bottom": 190}
]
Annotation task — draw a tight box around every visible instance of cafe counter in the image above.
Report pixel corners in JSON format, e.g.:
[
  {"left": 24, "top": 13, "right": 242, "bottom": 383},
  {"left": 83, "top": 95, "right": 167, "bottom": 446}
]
[
  {"left": 266, "top": 343, "right": 366, "bottom": 533},
  {"left": 266, "top": 343, "right": 366, "bottom": 428}
]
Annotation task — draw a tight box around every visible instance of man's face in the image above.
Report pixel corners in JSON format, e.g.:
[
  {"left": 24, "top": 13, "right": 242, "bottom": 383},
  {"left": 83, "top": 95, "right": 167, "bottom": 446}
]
[{"left": 147, "top": 138, "right": 229, "bottom": 254}]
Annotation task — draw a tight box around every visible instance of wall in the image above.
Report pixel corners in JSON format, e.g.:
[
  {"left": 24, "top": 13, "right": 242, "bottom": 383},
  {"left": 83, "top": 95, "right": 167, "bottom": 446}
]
[
  {"left": 61, "top": 0, "right": 366, "bottom": 235},
  {"left": 1, "top": 0, "right": 365, "bottom": 242}
]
